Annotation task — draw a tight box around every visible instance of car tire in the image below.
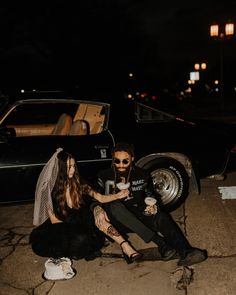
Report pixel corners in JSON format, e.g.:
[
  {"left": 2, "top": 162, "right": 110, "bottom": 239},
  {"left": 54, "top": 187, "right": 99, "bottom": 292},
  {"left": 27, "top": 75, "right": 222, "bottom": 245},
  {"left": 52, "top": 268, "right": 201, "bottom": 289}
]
[{"left": 144, "top": 158, "right": 189, "bottom": 212}]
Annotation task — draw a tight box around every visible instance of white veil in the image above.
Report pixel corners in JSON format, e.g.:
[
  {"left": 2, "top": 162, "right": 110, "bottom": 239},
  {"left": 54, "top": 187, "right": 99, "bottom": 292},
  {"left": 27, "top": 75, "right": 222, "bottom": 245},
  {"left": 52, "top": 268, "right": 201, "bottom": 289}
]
[{"left": 33, "top": 148, "right": 63, "bottom": 226}]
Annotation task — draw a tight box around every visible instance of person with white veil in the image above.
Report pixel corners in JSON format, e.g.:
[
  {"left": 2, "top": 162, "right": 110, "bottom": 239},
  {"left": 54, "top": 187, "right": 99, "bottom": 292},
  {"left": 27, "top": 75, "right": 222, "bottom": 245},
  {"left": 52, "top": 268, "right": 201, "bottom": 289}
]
[{"left": 29, "top": 148, "right": 142, "bottom": 271}]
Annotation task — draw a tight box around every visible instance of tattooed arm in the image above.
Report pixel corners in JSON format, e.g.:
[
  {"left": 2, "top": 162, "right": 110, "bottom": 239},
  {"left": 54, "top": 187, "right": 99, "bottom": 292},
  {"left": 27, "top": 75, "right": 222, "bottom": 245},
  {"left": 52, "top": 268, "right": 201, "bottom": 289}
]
[
  {"left": 92, "top": 189, "right": 129, "bottom": 203},
  {"left": 83, "top": 184, "right": 129, "bottom": 203}
]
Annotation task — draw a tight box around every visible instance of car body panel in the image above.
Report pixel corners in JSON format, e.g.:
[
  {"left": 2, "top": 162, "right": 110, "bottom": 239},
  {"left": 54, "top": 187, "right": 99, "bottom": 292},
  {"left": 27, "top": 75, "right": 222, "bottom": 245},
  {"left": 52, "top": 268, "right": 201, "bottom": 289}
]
[
  {"left": 0, "top": 95, "right": 235, "bottom": 206},
  {"left": 108, "top": 101, "right": 233, "bottom": 177}
]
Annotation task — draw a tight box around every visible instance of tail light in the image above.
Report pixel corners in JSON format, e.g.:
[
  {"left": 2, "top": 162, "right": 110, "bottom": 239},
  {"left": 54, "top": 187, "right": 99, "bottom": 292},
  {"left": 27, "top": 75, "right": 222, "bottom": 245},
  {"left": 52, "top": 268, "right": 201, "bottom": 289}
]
[{"left": 231, "top": 144, "right": 236, "bottom": 152}]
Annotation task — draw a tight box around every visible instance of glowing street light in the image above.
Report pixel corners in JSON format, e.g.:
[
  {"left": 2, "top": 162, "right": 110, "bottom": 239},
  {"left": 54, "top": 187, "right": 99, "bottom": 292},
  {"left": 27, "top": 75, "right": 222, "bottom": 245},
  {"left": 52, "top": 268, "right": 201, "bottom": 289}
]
[
  {"left": 209, "top": 21, "right": 235, "bottom": 110},
  {"left": 225, "top": 23, "right": 234, "bottom": 36},
  {"left": 194, "top": 62, "right": 207, "bottom": 71},
  {"left": 210, "top": 22, "right": 235, "bottom": 39},
  {"left": 201, "top": 63, "right": 207, "bottom": 70},
  {"left": 194, "top": 63, "right": 200, "bottom": 70}
]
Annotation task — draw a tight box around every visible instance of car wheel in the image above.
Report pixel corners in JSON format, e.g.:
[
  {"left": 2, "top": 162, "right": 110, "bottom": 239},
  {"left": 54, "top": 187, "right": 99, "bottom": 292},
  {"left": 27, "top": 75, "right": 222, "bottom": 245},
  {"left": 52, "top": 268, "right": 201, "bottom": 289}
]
[{"left": 145, "top": 158, "right": 189, "bottom": 212}]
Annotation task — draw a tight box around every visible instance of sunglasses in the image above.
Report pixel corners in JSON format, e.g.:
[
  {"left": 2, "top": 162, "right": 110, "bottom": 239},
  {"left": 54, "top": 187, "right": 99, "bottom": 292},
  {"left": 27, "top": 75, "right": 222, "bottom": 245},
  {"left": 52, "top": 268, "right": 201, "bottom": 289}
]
[{"left": 113, "top": 158, "right": 130, "bottom": 165}]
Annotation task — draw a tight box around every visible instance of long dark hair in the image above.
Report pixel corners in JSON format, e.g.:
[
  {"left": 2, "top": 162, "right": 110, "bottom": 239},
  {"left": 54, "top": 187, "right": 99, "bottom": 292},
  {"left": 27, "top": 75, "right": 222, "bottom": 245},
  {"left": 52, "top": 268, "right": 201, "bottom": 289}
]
[{"left": 52, "top": 151, "right": 82, "bottom": 216}]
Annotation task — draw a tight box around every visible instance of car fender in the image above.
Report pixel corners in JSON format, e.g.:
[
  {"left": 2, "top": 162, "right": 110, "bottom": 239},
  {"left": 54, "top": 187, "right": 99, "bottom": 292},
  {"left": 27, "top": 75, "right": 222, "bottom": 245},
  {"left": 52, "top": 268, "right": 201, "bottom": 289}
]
[{"left": 136, "top": 152, "right": 200, "bottom": 195}]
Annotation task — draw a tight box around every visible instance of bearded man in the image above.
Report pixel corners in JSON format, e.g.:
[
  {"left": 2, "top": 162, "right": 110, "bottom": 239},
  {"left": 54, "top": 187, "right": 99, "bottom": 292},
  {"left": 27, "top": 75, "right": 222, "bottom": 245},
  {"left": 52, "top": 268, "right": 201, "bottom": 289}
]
[{"left": 92, "top": 142, "right": 207, "bottom": 266}]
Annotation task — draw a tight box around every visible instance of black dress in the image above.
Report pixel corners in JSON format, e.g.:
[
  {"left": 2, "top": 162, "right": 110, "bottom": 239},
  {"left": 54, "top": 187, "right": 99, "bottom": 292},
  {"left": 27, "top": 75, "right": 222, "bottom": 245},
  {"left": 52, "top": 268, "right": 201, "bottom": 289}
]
[{"left": 29, "top": 198, "right": 105, "bottom": 261}]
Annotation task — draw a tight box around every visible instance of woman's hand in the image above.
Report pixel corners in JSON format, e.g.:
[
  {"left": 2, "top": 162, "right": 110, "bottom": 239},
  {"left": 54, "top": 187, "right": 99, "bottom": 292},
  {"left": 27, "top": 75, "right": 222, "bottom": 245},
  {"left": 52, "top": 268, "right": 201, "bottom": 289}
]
[{"left": 47, "top": 206, "right": 62, "bottom": 224}]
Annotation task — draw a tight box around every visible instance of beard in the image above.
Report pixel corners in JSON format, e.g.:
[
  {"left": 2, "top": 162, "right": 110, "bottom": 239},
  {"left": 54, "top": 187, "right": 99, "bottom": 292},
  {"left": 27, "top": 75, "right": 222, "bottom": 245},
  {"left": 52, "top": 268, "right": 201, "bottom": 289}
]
[{"left": 115, "top": 166, "right": 131, "bottom": 182}]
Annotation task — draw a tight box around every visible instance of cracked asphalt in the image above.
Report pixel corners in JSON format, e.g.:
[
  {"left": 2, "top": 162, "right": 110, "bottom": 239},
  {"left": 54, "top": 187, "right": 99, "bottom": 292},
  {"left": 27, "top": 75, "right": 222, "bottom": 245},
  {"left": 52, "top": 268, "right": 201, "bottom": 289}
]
[{"left": 1, "top": 171, "right": 236, "bottom": 295}]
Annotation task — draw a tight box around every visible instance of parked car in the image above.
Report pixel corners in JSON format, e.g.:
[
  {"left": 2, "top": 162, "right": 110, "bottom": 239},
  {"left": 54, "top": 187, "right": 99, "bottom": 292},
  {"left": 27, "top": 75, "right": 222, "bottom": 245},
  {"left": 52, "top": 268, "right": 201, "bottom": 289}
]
[{"left": 0, "top": 92, "right": 235, "bottom": 211}]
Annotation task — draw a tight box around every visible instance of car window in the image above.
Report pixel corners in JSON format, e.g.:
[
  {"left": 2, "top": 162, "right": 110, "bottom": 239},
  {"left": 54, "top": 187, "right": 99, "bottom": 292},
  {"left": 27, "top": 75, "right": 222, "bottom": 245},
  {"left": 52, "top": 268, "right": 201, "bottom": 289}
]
[
  {"left": 1, "top": 101, "right": 107, "bottom": 137},
  {"left": 135, "top": 102, "right": 176, "bottom": 122},
  {"left": 3, "top": 103, "right": 77, "bottom": 125}
]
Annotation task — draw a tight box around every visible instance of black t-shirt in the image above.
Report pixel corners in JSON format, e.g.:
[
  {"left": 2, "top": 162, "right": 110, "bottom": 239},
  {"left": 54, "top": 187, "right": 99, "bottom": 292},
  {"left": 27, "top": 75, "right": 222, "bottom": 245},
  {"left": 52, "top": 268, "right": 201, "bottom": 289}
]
[{"left": 96, "top": 165, "right": 159, "bottom": 212}]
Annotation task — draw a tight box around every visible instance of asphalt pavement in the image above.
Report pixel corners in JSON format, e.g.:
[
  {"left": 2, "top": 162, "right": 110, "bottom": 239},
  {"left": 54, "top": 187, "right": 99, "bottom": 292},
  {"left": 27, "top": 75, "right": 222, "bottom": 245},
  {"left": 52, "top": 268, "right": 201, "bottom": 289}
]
[{"left": 1, "top": 171, "right": 236, "bottom": 295}]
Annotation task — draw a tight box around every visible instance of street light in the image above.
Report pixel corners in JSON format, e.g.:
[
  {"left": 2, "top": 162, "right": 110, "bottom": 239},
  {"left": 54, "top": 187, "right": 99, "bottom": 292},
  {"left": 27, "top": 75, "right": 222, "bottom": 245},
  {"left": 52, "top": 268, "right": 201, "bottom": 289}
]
[
  {"left": 209, "top": 22, "right": 235, "bottom": 111},
  {"left": 194, "top": 63, "right": 207, "bottom": 71},
  {"left": 210, "top": 23, "right": 234, "bottom": 38},
  {"left": 193, "top": 63, "right": 207, "bottom": 84}
]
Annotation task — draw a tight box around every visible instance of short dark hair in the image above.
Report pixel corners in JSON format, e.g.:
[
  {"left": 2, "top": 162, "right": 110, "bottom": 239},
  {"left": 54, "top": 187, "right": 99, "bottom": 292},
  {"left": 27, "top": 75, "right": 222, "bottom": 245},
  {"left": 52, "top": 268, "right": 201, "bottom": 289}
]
[{"left": 111, "top": 142, "right": 135, "bottom": 157}]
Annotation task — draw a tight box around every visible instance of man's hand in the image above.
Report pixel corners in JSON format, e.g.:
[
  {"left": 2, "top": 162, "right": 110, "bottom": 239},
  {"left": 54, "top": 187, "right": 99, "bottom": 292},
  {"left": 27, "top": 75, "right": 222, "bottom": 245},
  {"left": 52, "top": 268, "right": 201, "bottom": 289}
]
[
  {"left": 115, "top": 189, "right": 129, "bottom": 199},
  {"left": 144, "top": 204, "right": 158, "bottom": 215},
  {"left": 93, "top": 205, "right": 110, "bottom": 230}
]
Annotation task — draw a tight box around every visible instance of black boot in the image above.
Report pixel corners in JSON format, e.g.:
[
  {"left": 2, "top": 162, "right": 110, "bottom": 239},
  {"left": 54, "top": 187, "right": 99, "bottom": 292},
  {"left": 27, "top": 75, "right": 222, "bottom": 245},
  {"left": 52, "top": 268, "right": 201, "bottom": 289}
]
[
  {"left": 177, "top": 248, "right": 207, "bottom": 266},
  {"left": 159, "top": 244, "right": 177, "bottom": 261},
  {"left": 151, "top": 234, "right": 176, "bottom": 261}
]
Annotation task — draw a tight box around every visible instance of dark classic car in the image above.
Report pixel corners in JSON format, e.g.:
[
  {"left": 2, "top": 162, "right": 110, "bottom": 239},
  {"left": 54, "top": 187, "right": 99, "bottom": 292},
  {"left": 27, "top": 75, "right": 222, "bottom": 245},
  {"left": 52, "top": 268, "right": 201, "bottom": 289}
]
[{"left": 0, "top": 93, "right": 235, "bottom": 211}]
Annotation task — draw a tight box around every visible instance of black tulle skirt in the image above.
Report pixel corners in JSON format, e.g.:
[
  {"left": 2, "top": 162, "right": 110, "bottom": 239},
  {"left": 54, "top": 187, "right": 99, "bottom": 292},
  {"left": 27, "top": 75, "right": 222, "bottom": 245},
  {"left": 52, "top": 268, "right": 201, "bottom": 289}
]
[{"left": 29, "top": 206, "right": 105, "bottom": 261}]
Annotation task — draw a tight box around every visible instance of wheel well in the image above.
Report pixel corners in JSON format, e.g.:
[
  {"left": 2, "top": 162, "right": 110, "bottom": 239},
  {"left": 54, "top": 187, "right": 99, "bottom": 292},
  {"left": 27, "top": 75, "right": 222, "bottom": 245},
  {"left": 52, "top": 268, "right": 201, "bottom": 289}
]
[{"left": 136, "top": 152, "right": 200, "bottom": 194}]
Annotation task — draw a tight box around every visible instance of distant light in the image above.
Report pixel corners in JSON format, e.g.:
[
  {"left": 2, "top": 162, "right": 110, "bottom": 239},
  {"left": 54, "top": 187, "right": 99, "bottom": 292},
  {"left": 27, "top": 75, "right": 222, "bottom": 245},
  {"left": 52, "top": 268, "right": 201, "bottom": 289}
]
[
  {"left": 201, "top": 63, "right": 207, "bottom": 70},
  {"left": 194, "top": 63, "right": 207, "bottom": 71},
  {"left": 210, "top": 24, "right": 219, "bottom": 37},
  {"left": 190, "top": 71, "right": 200, "bottom": 81},
  {"left": 127, "top": 93, "right": 133, "bottom": 99},
  {"left": 234, "top": 87, "right": 236, "bottom": 92},
  {"left": 214, "top": 80, "right": 219, "bottom": 85},
  {"left": 188, "top": 80, "right": 192, "bottom": 84},
  {"left": 21, "top": 89, "right": 25, "bottom": 93},
  {"left": 210, "top": 23, "right": 235, "bottom": 38},
  {"left": 194, "top": 63, "right": 200, "bottom": 70},
  {"left": 185, "top": 87, "right": 192, "bottom": 93},
  {"left": 140, "top": 92, "right": 148, "bottom": 98},
  {"left": 225, "top": 23, "right": 234, "bottom": 36},
  {"left": 151, "top": 95, "right": 157, "bottom": 100},
  {"left": 215, "top": 88, "right": 219, "bottom": 92},
  {"left": 129, "top": 73, "right": 133, "bottom": 77}
]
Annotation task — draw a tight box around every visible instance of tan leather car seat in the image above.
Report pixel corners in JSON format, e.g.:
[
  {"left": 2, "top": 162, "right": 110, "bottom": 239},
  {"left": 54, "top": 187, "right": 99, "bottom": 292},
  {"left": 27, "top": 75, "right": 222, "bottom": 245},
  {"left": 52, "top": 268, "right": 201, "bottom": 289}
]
[
  {"left": 51, "top": 113, "right": 72, "bottom": 135},
  {"left": 69, "top": 119, "right": 90, "bottom": 135}
]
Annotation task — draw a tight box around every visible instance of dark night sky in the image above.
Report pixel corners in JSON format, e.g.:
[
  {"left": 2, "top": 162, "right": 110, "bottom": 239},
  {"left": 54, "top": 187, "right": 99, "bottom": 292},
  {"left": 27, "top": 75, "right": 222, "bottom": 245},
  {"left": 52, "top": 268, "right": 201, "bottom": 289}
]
[{"left": 0, "top": 1, "right": 236, "bottom": 96}]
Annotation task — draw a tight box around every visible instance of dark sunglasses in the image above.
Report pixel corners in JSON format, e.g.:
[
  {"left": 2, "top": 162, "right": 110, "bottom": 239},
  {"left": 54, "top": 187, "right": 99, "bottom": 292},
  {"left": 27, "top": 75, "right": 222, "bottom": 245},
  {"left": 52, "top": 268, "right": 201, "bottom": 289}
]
[{"left": 113, "top": 158, "right": 130, "bottom": 165}]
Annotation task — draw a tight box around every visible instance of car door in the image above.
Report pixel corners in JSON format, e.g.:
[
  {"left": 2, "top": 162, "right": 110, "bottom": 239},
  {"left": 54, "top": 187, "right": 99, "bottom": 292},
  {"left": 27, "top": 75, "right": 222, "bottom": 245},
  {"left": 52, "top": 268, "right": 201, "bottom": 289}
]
[{"left": 0, "top": 99, "right": 114, "bottom": 203}]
